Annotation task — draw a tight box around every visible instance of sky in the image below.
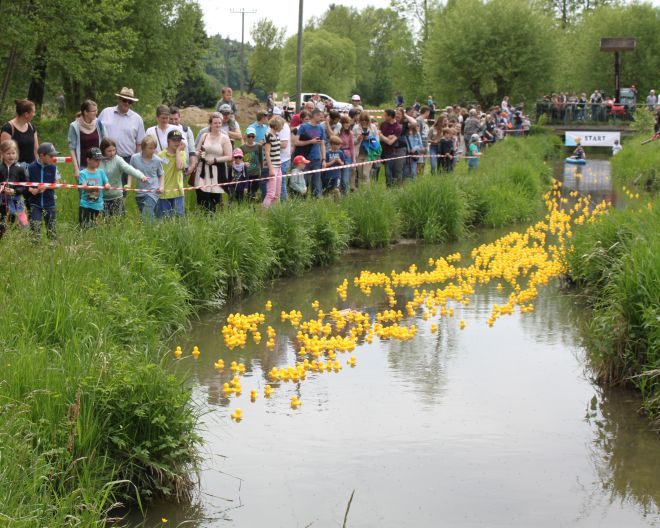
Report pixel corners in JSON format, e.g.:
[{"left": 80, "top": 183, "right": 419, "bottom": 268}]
[{"left": 198, "top": 0, "right": 391, "bottom": 42}]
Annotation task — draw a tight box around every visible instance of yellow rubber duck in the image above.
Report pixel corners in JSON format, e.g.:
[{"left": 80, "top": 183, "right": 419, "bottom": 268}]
[
  {"left": 250, "top": 389, "right": 257, "bottom": 401},
  {"left": 347, "top": 356, "right": 356, "bottom": 367},
  {"left": 230, "top": 408, "right": 242, "bottom": 421},
  {"left": 459, "top": 319, "right": 466, "bottom": 330},
  {"left": 264, "top": 384, "right": 275, "bottom": 397},
  {"left": 191, "top": 346, "right": 200, "bottom": 359},
  {"left": 174, "top": 346, "right": 182, "bottom": 359}
]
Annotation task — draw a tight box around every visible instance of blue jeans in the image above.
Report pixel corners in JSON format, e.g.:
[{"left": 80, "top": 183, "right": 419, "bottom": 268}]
[
  {"left": 305, "top": 160, "right": 323, "bottom": 197},
  {"left": 403, "top": 156, "right": 417, "bottom": 180},
  {"left": 136, "top": 194, "right": 158, "bottom": 221},
  {"left": 29, "top": 205, "right": 56, "bottom": 239},
  {"left": 259, "top": 167, "right": 269, "bottom": 199},
  {"left": 280, "top": 159, "right": 290, "bottom": 202},
  {"left": 340, "top": 156, "right": 352, "bottom": 195},
  {"left": 429, "top": 144, "right": 439, "bottom": 174},
  {"left": 156, "top": 197, "right": 185, "bottom": 218}
]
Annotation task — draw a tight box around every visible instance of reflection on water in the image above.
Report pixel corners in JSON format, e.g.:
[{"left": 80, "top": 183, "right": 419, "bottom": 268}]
[{"left": 132, "top": 158, "right": 660, "bottom": 527}]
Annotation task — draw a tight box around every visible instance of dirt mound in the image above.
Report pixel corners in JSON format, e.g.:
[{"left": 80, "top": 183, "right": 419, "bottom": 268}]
[
  {"left": 179, "top": 106, "right": 211, "bottom": 126},
  {"left": 235, "top": 94, "right": 264, "bottom": 126}
]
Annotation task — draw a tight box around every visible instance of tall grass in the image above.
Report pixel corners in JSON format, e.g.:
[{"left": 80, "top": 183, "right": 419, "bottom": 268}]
[
  {"left": 611, "top": 134, "right": 660, "bottom": 192},
  {"left": 343, "top": 185, "right": 401, "bottom": 248},
  {"left": 458, "top": 135, "right": 558, "bottom": 227},
  {"left": 396, "top": 176, "right": 468, "bottom": 243},
  {"left": 567, "top": 198, "right": 660, "bottom": 422}
]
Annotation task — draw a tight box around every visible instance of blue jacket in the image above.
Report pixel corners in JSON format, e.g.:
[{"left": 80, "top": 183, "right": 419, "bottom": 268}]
[{"left": 26, "top": 160, "right": 58, "bottom": 209}]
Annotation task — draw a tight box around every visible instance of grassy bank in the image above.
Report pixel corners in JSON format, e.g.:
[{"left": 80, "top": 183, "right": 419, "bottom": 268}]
[
  {"left": 566, "top": 196, "right": 660, "bottom": 424},
  {"left": 0, "top": 134, "right": 558, "bottom": 525},
  {"left": 611, "top": 134, "right": 660, "bottom": 192}
]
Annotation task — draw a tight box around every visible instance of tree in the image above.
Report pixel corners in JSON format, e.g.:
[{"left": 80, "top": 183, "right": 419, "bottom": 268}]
[
  {"left": 248, "top": 19, "right": 285, "bottom": 93},
  {"left": 278, "top": 29, "right": 356, "bottom": 99},
  {"left": 424, "top": 0, "right": 556, "bottom": 106},
  {"left": 535, "top": 0, "right": 616, "bottom": 28},
  {"left": 390, "top": 0, "right": 440, "bottom": 43}
]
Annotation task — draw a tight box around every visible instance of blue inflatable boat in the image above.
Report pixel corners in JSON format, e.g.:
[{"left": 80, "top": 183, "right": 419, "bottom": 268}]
[{"left": 565, "top": 157, "right": 586, "bottom": 165}]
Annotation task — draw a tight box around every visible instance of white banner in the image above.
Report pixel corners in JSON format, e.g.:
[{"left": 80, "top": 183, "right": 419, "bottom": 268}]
[{"left": 565, "top": 131, "right": 620, "bottom": 147}]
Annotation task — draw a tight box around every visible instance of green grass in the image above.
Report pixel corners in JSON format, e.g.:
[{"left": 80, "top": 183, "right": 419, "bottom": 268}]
[
  {"left": 611, "top": 134, "right": 660, "bottom": 192},
  {"left": 567, "top": 197, "right": 660, "bottom": 422},
  {"left": 0, "top": 128, "right": 563, "bottom": 525}
]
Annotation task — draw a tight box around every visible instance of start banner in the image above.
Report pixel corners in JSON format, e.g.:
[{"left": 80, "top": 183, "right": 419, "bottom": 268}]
[{"left": 565, "top": 131, "right": 620, "bottom": 147}]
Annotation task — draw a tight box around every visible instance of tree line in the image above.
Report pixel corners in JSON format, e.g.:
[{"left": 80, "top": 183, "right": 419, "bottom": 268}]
[{"left": 1, "top": 0, "right": 659, "bottom": 114}]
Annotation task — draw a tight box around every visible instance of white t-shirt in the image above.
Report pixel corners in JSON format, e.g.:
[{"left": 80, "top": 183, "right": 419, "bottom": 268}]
[
  {"left": 279, "top": 123, "right": 291, "bottom": 163},
  {"left": 145, "top": 124, "right": 185, "bottom": 153}
]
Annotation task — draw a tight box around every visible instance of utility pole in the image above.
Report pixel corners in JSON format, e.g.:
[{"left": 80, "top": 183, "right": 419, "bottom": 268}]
[
  {"left": 296, "top": 0, "right": 303, "bottom": 109},
  {"left": 231, "top": 8, "right": 256, "bottom": 96}
]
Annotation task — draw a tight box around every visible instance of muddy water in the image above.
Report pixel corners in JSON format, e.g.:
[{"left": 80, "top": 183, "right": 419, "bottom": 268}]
[{"left": 135, "top": 159, "right": 660, "bottom": 527}]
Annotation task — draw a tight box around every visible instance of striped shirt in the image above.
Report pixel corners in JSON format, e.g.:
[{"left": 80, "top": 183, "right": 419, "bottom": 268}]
[{"left": 265, "top": 131, "right": 281, "bottom": 168}]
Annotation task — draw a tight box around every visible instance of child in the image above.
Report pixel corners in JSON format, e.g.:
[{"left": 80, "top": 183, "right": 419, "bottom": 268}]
[
  {"left": 228, "top": 148, "right": 249, "bottom": 202},
  {"left": 129, "top": 136, "right": 163, "bottom": 221},
  {"left": 78, "top": 148, "right": 111, "bottom": 227},
  {"left": 0, "top": 139, "right": 28, "bottom": 238},
  {"left": 263, "top": 116, "right": 283, "bottom": 207},
  {"left": 288, "top": 155, "right": 309, "bottom": 197},
  {"left": 468, "top": 134, "right": 481, "bottom": 171},
  {"left": 157, "top": 129, "right": 187, "bottom": 218},
  {"left": 26, "top": 143, "right": 60, "bottom": 240},
  {"left": 323, "top": 135, "right": 345, "bottom": 196},
  {"left": 241, "top": 126, "right": 263, "bottom": 200},
  {"left": 612, "top": 139, "right": 622, "bottom": 156},
  {"left": 404, "top": 121, "right": 422, "bottom": 180},
  {"left": 439, "top": 127, "right": 455, "bottom": 172},
  {"left": 99, "top": 138, "right": 145, "bottom": 216}
]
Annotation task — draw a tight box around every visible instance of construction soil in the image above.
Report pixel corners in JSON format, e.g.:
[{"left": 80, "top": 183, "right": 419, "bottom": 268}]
[{"left": 179, "top": 95, "right": 265, "bottom": 128}]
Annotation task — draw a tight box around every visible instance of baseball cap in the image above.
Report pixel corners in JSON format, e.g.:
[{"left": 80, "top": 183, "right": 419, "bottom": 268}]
[
  {"left": 167, "top": 129, "right": 184, "bottom": 141},
  {"left": 218, "top": 103, "right": 232, "bottom": 114},
  {"left": 245, "top": 127, "right": 257, "bottom": 136},
  {"left": 232, "top": 148, "right": 244, "bottom": 158},
  {"left": 351, "top": 94, "right": 361, "bottom": 101},
  {"left": 470, "top": 134, "right": 480, "bottom": 142},
  {"left": 293, "top": 155, "right": 310, "bottom": 165},
  {"left": 86, "top": 147, "right": 103, "bottom": 160},
  {"left": 37, "top": 142, "right": 60, "bottom": 156},
  {"left": 271, "top": 106, "right": 282, "bottom": 115}
]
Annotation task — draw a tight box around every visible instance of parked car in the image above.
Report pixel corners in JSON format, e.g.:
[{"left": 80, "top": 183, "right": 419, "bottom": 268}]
[{"left": 292, "top": 93, "right": 351, "bottom": 112}]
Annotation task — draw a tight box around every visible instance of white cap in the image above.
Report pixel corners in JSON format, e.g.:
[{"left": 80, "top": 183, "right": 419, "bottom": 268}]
[{"left": 351, "top": 94, "right": 361, "bottom": 101}]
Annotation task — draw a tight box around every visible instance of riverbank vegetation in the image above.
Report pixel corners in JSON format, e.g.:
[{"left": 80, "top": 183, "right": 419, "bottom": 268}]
[
  {"left": 611, "top": 134, "right": 660, "bottom": 193},
  {"left": 567, "top": 196, "right": 660, "bottom": 424},
  {"left": 0, "top": 135, "right": 559, "bottom": 524}
]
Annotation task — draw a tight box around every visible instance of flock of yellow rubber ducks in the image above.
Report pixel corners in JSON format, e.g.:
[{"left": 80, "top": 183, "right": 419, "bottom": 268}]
[{"left": 174, "top": 179, "right": 613, "bottom": 423}]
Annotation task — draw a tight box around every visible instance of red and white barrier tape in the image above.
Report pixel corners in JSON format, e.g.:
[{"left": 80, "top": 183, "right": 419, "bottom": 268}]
[{"left": 2, "top": 152, "right": 482, "bottom": 194}]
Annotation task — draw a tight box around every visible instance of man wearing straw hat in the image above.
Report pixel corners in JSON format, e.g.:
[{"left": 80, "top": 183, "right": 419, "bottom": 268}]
[{"left": 99, "top": 87, "right": 145, "bottom": 188}]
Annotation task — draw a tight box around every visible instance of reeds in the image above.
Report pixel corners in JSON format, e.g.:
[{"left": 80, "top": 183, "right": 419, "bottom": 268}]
[{"left": 611, "top": 134, "right": 659, "bottom": 192}]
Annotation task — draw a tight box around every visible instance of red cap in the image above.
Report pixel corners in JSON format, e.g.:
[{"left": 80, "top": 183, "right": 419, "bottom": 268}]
[{"left": 293, "top": 155, "right": 310, "bottom": 165}]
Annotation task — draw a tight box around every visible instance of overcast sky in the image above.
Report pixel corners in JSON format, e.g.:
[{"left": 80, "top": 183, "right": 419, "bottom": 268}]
[{"left": 198, "top": 0, "right": 392, "bottom": 42}]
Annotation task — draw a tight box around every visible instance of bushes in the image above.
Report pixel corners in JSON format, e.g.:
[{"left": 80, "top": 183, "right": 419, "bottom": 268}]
[
  {"left": 567, "top": 198, "right": 660, "bottom": 420},
  {"left": 611, "top": 134, "right": 660, "bottom": 192}
]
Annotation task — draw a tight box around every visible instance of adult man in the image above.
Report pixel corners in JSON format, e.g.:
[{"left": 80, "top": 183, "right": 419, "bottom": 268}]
[
  {"left": 378, "top": 109, "right": 402, "bottom": 187},
  {"left": 98, "top": 87, "right": 145, "bottom": 183},
  {"left": 291, "top": 101, "right": 315, "bottom": 128},
  {"left": 311, "top": 93, "right": 325, "bottom": 112},
  {"left": 462, "top": 109, "right": 481, "bottom": 151},
  {"left": 416, "top": 106, "right": 430, "bottom": 174},
  {"left": 169, "top": 106, "right": 198, "bottom": 177},
  {"left": 216, "top": 86, "right": 237, "bottom": 116},
  {"left": 145, "top": 105, "right": 183, "bottom": 153},
  {"left": 351, "top": 95, "right": 364, "bottom": 112},
  {"left": 590, "top": 90, "right": 603, "bottom": 121},
  {"left": 217, "top": 104, "right": 242, "bottom": 142},
  {"left": 295, "top": 108, "right": 326, "bottom": 197},
  {"left": 646, "top": 90, "right": 657, "bottom": 108}
]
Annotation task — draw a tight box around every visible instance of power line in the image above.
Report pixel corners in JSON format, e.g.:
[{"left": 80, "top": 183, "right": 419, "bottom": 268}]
[{"left": 230, "top": 8, "right": 257, "bottom": 95}]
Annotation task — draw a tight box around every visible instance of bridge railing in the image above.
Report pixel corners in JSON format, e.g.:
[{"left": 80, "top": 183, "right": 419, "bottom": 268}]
[{"left": 535, "top": 101, "right": 656, "bottom": 125}]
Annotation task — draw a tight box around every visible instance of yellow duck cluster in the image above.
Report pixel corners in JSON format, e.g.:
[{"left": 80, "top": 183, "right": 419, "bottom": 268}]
[{"left": 175, "top": 180, "right": 611, "bottom": 422}]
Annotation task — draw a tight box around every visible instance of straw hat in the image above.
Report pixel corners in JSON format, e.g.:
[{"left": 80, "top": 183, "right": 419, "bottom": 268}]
[{"left": 114, "top": 87, "right": 139, "bottom": 102}]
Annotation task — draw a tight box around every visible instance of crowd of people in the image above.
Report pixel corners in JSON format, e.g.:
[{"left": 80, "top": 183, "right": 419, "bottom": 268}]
[{"left": 0, "top": 85, "right": 532, "bottom": 241}]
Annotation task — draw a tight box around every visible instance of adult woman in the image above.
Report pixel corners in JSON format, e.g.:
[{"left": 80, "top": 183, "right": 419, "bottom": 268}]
[
  {"left": 338, "top": 116, "right": 355, "bottom": 194},
  {"left": 67, "top": 100, "right": 106, "bottom": 180},
  {"left": 353, "top": 112, "right": 379, "bottom": 188},
  {"left": 0, "top": 99, "right": 39, "bottom": 165},
  {"left": 194, "top": 112, "right": 232, "bottom": 213}
]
